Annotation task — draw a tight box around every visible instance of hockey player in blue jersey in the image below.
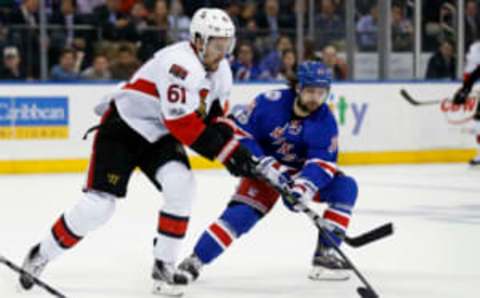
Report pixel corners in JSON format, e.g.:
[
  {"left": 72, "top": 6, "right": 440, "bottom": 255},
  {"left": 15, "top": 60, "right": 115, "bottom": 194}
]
[{"left": 178, "top": 61, "right": 358, "bottom": 282}]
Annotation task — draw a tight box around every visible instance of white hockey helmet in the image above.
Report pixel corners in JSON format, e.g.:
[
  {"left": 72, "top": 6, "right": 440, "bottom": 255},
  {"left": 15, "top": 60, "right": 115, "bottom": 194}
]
[{"left": 190, "top": 8, "right": 236, "bottom": 58}]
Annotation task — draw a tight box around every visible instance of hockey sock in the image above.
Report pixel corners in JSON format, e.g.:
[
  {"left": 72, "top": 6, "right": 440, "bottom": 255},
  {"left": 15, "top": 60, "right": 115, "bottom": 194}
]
[
  {"left": 317, "top": 207, "right": 352, "bottom": 250},
  {"left": 153, "top": 161, "right": 194, "bottom": 264},
  {"left": 39, "top": 191, "right": 116, "bottom": 261},
  {"left": 153, "top": 211, "right": 189, "bottom": 263},
  {"left": 194, "top": 203, "right": 261, "bottom": 264}
]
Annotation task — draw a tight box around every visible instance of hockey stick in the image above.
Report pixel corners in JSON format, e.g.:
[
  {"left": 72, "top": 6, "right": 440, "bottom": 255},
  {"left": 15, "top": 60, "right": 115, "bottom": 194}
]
[
  {"left": 279, "top": 193, "right": 381, "bottom": 298},
  {"left": 301, "top": 205, "right": 392, "bottom": 248},
  {"left": 400, "top": 88, "right": 445, "bottom": 106},
  {"left": 257, "top": 174, "right": 393, "bottom": 248},
  {"left": 0, "top": 254, "right": 67, "bottom": 298},
  {"left": 344, "top": 222, "right": 393, "bottom": 248}
]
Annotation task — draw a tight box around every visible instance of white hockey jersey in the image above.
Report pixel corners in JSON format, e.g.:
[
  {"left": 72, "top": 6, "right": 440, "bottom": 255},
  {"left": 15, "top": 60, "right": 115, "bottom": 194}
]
[
  {"left": 465, "top": 41, "right": 480, "bottom": 74},
  {"left": 97, "top": 41, "right": 233, "bottom": 144}
]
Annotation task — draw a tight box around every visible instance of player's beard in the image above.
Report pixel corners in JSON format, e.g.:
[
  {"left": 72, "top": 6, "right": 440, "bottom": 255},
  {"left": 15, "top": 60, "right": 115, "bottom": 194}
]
[{"left": 294, "top": 97, "right": 318, "bottom": 116}]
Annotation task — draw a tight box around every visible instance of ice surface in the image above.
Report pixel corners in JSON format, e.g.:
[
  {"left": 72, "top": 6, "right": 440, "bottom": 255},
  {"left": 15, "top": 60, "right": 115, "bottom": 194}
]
[{"left": 1, "top": 164, "right": 479, "bottom": 298}]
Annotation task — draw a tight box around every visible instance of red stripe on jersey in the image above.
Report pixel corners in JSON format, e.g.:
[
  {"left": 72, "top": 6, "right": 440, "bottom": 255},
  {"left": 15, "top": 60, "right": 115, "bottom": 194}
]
[
  {"left": 464, "top": 73, "right": 471, "bottom": 82},
  {"left": 123, "top": 79, "right": 159, "bottom": 98},
  {"left": 210, "top": 223, "right": 233, "bottom": 247},
  {"left": 324, "top": 209, "right": 350, "bottom": 228},
  {"left": 86, "top": 106, "right": 113, "bottom": 188},
  {"left": 51, "top": 215, "right": 82, "bottom": 249},
  {"left": 158, "top": 213, "right": 189, "bottom": 238},
  {"left": 164, "top": 112, "right": 207, "bottom": 146},
  {"left": 223, "top": 100, "right": 230, "bottom": 114},
  {"left": 476, "top": 134, "right": 480, "bottom": 144},
  {"left": 315, "top": 160, "right": 337, "bottom": 177}
]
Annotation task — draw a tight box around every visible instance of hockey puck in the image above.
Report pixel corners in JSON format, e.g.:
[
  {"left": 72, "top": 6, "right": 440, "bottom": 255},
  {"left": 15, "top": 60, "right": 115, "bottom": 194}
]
[{"left": 357, "top": 287, "right": 378, "bottom": 298}]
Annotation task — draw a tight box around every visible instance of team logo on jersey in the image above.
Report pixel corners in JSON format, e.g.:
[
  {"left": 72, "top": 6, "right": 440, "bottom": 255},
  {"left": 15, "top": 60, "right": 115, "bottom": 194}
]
[
  {"left": 288, "top": 120, "right": 302, "bottom": 135},
  {"left": 265, "top": 90, "right": 282, "bottom": 101},
  {"left": 197, "top": 88, "right": 209, "bottom": 118},
  {"left": 169, "top": 64, "right": 189, "bottom": 80},
  {"left": 270, "top": 125, "right": 285, "bottom": 140},
  {"left": 277, "top": 142, "right": 296, "bottom": 162}
]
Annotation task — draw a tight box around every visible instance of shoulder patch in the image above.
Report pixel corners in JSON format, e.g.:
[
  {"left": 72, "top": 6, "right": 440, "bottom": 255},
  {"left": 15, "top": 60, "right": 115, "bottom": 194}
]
[
  {"left": 169, "top": 64, "right": 189, "bottom": 80},
  {"left": 264, "top": 90, "right": 282, "bottom": 101}
]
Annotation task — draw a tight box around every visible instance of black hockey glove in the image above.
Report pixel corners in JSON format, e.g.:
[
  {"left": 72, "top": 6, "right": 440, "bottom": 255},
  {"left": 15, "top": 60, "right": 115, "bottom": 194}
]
[
  {"left": 453, "top": 86, "right": 471, "bottom": 105},
  {"left": 223, "top": 144, "right": 258, "bottom": 177}
]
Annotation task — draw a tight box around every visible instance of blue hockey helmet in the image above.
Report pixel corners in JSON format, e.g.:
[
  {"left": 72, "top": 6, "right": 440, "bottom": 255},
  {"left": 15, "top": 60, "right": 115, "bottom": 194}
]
[{"left": 297, "top": 61, "right": 332, "bottom": 89}]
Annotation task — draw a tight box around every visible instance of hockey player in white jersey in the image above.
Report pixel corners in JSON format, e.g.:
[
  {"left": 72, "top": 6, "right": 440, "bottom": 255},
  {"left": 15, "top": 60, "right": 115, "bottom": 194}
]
[
  {"left": 18, "top": 8, "right": 258, "bottom": 296},
  {"left": 453, "top": 40, "right": 480, "bottom": 165}
]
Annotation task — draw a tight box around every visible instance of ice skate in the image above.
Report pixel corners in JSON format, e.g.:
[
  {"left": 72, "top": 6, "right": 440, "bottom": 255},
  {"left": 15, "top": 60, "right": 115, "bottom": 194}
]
[
  {"left": 18, "top": 244, "right": 49, "bottom": 290},
  {"left": 469, "top": 157, "right": 480, "bottom": 166},
  {"left": 177, "top": 253, "right": 204, "bottom": 284},
  {"left": 152, "top": 260, "right": 188, "bottom": 297},
  {"left": 308, "top": 244, "right": 351, "bottom": 281}
]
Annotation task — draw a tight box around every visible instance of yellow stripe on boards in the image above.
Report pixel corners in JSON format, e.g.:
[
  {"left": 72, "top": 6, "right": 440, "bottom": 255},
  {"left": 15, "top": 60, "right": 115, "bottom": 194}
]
[{"left": 0, "top": 149, "right": 476, "bottom": 174}]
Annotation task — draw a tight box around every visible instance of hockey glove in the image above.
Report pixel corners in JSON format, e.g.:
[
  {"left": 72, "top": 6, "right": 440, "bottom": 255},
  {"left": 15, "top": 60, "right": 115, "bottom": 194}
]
[
  {"left": 282, "top": 179, "right": 318, "bottom": 212},
  {"left": 453, "top": 86, "right": 471, "bottom": 105},
  {"left": 222, "top": 142, "right": 258, "bottom": 178},
  {"left": 256, "top": 156, "right": 292, "bottom": 191}
]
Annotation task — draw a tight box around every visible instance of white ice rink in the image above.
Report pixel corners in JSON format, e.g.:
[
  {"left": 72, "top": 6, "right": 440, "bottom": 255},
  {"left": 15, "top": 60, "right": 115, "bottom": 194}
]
[{"left": 1, "top": 164, "right": 479, "bottom": 298}]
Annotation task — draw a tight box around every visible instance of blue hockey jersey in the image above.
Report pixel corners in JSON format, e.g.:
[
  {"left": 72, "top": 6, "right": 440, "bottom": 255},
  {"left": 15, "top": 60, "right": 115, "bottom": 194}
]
[{"left": 232, "top": 88, "right": 339, "bottom": 190}]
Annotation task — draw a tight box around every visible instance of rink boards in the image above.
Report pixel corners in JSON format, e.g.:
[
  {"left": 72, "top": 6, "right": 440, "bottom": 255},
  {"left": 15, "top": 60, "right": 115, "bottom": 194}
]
[{"left": 0, "top": 82, "right": 476, "bottom": 173}]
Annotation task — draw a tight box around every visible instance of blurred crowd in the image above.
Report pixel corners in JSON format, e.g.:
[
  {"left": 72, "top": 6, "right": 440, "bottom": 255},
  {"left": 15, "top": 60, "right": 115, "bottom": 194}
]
[{"left": 0, "top": 0, "right": 479, "bottom": 81}]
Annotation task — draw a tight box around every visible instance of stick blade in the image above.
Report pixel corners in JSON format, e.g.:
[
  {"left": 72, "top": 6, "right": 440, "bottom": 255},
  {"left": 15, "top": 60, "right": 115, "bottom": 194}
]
[
  {"left": 357, "top": 287, "right": 379, "bottom": 298},
  {"left": 346, "top": 223, "right": 394, "bottom": 248},
  {"left": 400, "top": 89, "right": 420, "bottom": 105}
]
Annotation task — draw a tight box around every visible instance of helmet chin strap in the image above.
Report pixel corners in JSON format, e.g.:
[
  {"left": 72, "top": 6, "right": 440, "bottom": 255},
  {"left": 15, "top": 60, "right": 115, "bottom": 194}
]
[{"left": 196, "top": 35, "right": 208, "bottom": 63}]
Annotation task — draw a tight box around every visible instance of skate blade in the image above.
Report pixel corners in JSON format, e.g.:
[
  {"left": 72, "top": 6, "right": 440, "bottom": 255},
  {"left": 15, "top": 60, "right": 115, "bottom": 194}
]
[
  {"left": 308, "top": 266, "right": 350, "bottom": 281},
  {"left": 152, "top": 280, "right": 185, "bottom": 297},
  {"left": 469, "top": 161, "right": 480, "bottom": 167}
]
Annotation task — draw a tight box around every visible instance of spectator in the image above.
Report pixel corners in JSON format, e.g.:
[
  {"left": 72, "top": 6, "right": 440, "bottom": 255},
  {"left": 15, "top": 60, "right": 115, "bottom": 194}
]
[
  {"left": 7, "top": 0, "right": 40, "bottom": 78},
  {"left": 225, "top": 0, "right": 241, "bottom": 28},
  {"left": 238, "top": 1, "right": 258, "bottom": 43},
  {"left": 314, "top": 0, "right": 345, "bottom": 50},
  {"left": 110, "top": 43, "right": 141, "bottom": 80},
  {"left": 356, "top": 4, "right": 379, "bottom": 51},
  {"left": 231, "top": 41, "right": 261, "bottom": 81},
  {"left": 256, "top": 0, "right": 284, "bottom": 52},
  {"left": 119, "top": 0, "right": 136, "bottom": 14},
  {"left": 168, "top": 0, "right": 191, "bottom": 42},
  {"left": 0, "top": 46, "right": 25, "bottom": 80},
  {"left": 258, "top": 35, "right": 293, "bottom": 80},
  {"left": 49, "top": 0, "right": 86, "bottom": 49},
  {"left": 138, "top": 0, "right": 170, "bottom": 61},
  {"left": 303, "top": 37, "right": 317, "bottom": 61},
  {"left": 391, "top": 4, "right": 413, "bottom": 52},
  {"left": 81, "top": 53, "right": 111, "bottom": 80},
  {"left": 50, "top": 48, "right": 81, "bottom": 81},
  {"left": 8, "top": 0, "right": 38, "bottom": 25},
  {"left": 422, "top": 0, "right": 455, "bottom": 51},
  {"left": 321, "top": 45, "right": 347, "bottom": 80},
  {"left": 94, "top": 0, "right": 138, "bottom": 42},
  {"left": 148, "top": 0, "right": 169, "bottom": 29},
  {"left": 239, "top": 1, "right": 257, "bottom": 28},
  {"left": 76, "top": 0, "right": 105, "bottom": 14},
  {"left": 49, "top": 0, "right": 93, "bottom": 69},
  {"left": 425, "top": 40, "right": 456, "bottom": 80},
  {"left": 130, "top": 1, "right": 149, "bottom": 33},
  {"left": 465, "top": 0, "right": 480, "bottom": 50},
  {"left": 275, "top": 49, "right": 296, "bottom": 81}
]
